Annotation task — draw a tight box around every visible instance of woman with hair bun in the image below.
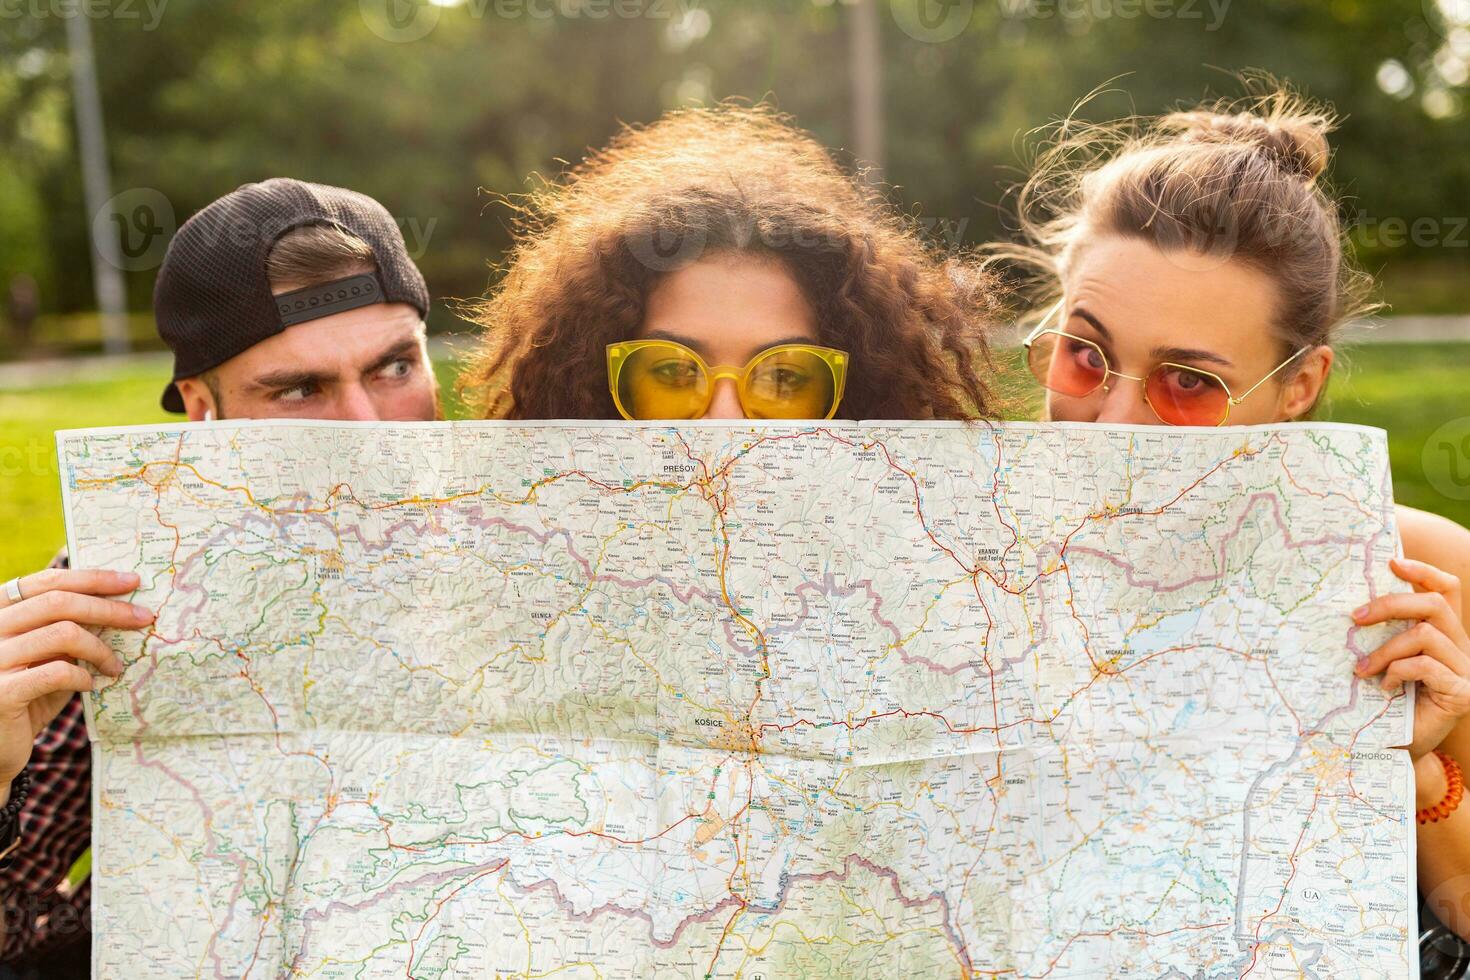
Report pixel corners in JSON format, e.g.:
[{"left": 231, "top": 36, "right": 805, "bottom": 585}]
[{"left": 1002, "top": 87, "right": 1470, "bottom": 965}]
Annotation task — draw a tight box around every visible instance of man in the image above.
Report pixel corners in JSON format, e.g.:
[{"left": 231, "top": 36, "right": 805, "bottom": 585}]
[{"left": 0, "top": 179, "right": 440, "bottom": 975}]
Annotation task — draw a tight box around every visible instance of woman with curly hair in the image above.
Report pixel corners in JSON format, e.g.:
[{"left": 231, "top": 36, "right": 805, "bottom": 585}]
[{"left": 457, "top": 104, "right": 1000, "bottom": 423}]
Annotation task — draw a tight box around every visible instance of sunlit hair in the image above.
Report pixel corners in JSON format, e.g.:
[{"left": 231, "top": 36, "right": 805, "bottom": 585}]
[
  {"left": 265, "top": 223, "right": 377, "bottom": 292},
  {"left": 990, "top": 79, "right": 1377, "bottom": 367},
  {"left": 458, "top": 103, "right": 1002, "bottom": 421}
]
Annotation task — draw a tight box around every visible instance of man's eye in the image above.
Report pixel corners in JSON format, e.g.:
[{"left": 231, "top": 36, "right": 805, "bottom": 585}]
[
  {"left": 378, "top": 359, "right": 415, "bottom": 381},
  {"left": 272, "top": 384, "right": 318, "bottom": 403}
]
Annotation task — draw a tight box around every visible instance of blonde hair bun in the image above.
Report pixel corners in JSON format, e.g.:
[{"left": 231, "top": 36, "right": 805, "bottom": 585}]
[
  {"left": 1159, "top": 102, "right": 1333, "bottom": 182},
  {"left": 989, "top": 80, "right": 1376, "bottom": 365}
]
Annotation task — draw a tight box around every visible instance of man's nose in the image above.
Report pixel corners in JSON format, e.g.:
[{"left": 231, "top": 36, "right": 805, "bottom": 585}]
[
  {"left": 330, "top": 383, "right": 382, "bottom": 421},
  {"left": 702, "top": 378, "right": 745, "bottom": 420},
  {"left": 1093, "top": 378, "right": 1157, "bottom": 425}
]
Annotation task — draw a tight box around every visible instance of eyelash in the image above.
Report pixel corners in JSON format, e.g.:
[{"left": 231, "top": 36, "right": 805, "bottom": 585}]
[{"left": 271, "top": 385, "right": 317, "bottom": 403}]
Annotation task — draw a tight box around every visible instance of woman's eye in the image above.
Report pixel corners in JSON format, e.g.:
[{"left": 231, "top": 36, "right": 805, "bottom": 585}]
[
  {"left": 1162, "top": 367, "right": 1216, "bottom": 398},
  {"left": 1064, "top": 339, "right": 1104, "bottom": 371},
  {"left": 649, "top": 360, "right": 700, "bottom": 386},
  {"left": 273, "top": 385, "right": 317, "bottom": 403},
  {"left": 771, "top": 367, "right": 808, "bottom": 390},
  {"left": 750, "top": 363, "right": 811, "bottom": 396}
]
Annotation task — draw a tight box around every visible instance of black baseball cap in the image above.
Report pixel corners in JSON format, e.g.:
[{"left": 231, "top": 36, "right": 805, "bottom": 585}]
[{"left": 153, "top": 178, "right": 431, "bottom": 412}]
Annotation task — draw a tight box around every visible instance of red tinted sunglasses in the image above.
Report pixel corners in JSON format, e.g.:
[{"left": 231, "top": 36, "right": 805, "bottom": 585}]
[{"left": 1022, "top": 301, "right": 1308, "bottom": 427}]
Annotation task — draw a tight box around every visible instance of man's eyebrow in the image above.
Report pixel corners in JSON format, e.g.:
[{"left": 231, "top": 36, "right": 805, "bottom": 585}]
[
  {"left": 245, "top": 338, "right": 421, "bottom": 392},
  {"left": 248, "top": 368, "right": 336, "bottom": 391},
  {"left": 362, "top": 338, "right": 423, "bottom": 375}
]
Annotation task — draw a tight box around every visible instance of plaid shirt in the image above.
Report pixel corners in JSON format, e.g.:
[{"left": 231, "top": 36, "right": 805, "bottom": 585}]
[
  {"left": 0, "top": 696, "right": 89, "bottom": 967},
  {"left": 1, "top": 551, "right": 91, "bottom": 969}
]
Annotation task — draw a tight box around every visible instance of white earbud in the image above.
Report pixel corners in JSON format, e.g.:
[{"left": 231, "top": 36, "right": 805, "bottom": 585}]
[{"left": 203, "top": 409, "right": 215, "bottom": 423}]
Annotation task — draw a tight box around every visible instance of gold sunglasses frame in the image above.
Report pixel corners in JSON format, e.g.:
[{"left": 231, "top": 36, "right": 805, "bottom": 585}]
[{"left": 1021, "top": 300, "right": 1309, "bottom": 427}]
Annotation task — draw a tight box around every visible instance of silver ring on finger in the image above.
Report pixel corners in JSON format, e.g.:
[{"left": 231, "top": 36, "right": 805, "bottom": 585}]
[{"left": 1, "top": 578, "right": 22, "bottom": 605}]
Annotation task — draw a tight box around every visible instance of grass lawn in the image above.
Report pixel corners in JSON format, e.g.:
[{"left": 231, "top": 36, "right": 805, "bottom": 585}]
[{"left": 2, "top": 344, "right": 1466, "bottom": 581}]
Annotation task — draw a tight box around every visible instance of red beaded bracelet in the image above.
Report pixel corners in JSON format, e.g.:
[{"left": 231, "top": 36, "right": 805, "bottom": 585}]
[{"left": 1419, "top": 750, "right": 1465, "bottom": 825}]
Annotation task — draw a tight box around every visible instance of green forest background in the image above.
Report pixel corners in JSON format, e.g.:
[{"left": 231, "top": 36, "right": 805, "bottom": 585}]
[{"left": 2, "top": 0, "right": 1469, "bottom": 350}]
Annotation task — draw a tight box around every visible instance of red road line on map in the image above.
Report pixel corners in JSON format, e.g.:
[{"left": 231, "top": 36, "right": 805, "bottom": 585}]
[
  {"left": 1242, "top": 786, "right": 1325, "bottom": 977},
  {"left": 404, "top": 860, "right": 510, "bottom": 978}
]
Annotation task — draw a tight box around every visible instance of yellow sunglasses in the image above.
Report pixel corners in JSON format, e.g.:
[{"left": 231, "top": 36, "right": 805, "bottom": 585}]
[{"left": 606, "top": 339, "right": 849, "bottom": 421}]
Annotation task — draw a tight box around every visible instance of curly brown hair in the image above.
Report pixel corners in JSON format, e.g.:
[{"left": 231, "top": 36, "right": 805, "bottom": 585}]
[{"left": 457, "top": 104, "right": 1001, "bottom": 421}]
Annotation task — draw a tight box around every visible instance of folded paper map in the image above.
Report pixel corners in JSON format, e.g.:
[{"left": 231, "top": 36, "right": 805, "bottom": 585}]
[{"left": 58, "top": 420, "right": 1416, "bottom": 978}]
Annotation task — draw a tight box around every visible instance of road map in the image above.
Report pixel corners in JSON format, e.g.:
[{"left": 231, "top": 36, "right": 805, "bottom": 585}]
[{"left": 58, "top": 420, "right": 1417, "bottom": 979}]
